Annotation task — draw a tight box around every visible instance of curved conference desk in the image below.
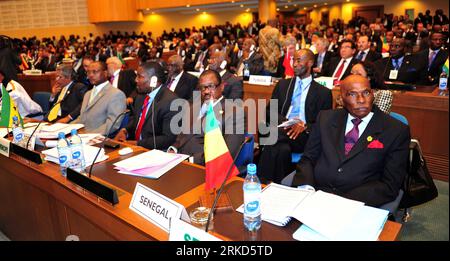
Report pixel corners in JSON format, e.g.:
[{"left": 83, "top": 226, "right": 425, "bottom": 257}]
[{"left": 0, "top": 140, "right": 401, "bottom": 241}]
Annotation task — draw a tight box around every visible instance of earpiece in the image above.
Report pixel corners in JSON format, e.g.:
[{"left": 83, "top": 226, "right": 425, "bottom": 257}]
[
  {"left": 220, "top": 60, "right": 227, "bottom": 70},
  {"left": 150, "top": 76, "right": 158, "bottom": 88},
  {"left": 250, "top": 44, "right": 255, "bottom": 51}
]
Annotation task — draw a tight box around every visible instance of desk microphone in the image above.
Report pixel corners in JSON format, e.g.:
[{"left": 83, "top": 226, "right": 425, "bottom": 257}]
[
  {"left": 88, "top": 109, "right": 130, "bottom": 178},
  {"left": 204, "top": 135, "right": 253, "bottom": 232},
  {"left": 18, "top": 90, "right": 65, "bottom": 149}
]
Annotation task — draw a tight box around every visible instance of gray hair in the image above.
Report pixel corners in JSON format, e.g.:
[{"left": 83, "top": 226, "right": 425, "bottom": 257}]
[
  {"left": 316, "top": 37, "right": 329, "bottom": 48},
  {"left": 283, "top": 36, "right": 297, "bottom": 47}
]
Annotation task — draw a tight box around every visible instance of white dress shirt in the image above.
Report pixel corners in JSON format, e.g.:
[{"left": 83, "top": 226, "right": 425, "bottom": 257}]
[
  {"left": 111, "top": 69, "right": 120, "bottom": 88},
  {"left": 1, "top": 80, "right": 42, "bottom": 117},
  {"left": 169, "top": 71, "right": 183, "bottom": 92},
  {"left": 332, "top": 57, "right": 353, "bottom": 80}
]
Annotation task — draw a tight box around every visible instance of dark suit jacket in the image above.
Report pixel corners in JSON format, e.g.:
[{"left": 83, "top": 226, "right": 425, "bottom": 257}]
[
  {"left": 374, "top": 55, "right": 420, "bottom": 84},
  {"left": 48, "top": 81, "right": 88, "bottom": 120},
  {"left": 35, "top": 55, "right": 56, "bottom": 72},
  {"left": 416, "top": 48, "right": 449, "bottom": 85},
  {"left": 237, "top": 51, "right": 264, "bottom": 75},
  {"left": 292, "top": 106, "right": 411, "bottom": 207},
  {"left": 322, "top": 57, "right": 358, "bottom": 80},
  {"left": 355, "top": 50, "right": 382, "bottom": 63},
  {"left": 313, "top": 51, "right": 334, "bottom": 77},
  {"left": 117, "top": 69, "right": 137, "bottom": 99},
  {"left": 229, "top": 50, "right": 243, "bottom": 73},
  {"left": 126, "top": 87, "right": 179, "bottom": 150},
  {"left": 222, "top": 71, "right": 243, "bottom": 99},
  {"left": 266, "top": 77, "right": 333, "bottom": 130},
  {"left": 165, "top": 71, "right": 198, "bottom": 100},
  {"left": 172, "top": 99, "right": 245, "bottom": 165}
]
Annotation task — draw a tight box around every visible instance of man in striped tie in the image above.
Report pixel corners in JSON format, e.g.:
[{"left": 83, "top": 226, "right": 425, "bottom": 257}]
[{"left": 292, "top": 74, "right": 411, "bottom": 208}]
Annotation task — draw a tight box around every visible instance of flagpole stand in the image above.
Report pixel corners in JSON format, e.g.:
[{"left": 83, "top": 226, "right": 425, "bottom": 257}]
[{"left": 199, "top": 189, "right": 233, "bottom": 212}]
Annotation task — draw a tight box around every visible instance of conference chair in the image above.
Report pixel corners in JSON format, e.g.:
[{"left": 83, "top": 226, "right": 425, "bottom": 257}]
[
  {"left": 389, "top": 111, "right": 409, "bottom": 125},
  {"left": 108, "top": 112, "right": 130, "bottom": 138},
  {"left": 235, "top": 133, "right": 255, "bottom": 175},
  {"left": 28, "top": 91, "right": 51, "bottom": 120}
]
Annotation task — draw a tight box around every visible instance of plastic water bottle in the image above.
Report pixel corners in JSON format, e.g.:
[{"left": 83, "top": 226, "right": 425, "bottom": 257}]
[
  {"left": 243, "top": 63, "right": 250, "bottom": 81},
  {"left": 243, "top": 163, "right": 261, "bottom": 231},
  {"left": 69, "top": 129, "right": 85, "bottom": 173},
  {"left": 438, "top": 70, "right": 448, "bottom": 96},
  {"left": 12, "top": 116, "right": 24, "bottom": 146},
  {"left": 57, "top": 132, "right": 72, "bottom": 177}
]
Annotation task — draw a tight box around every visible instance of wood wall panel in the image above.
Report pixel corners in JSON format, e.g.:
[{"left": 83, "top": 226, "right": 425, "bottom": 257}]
[
  {"left": 87, "top": 0, "right": 142, "bottom": 23},
  {"left": 137, "top": 0, "right": 244, "bottom": 10}
]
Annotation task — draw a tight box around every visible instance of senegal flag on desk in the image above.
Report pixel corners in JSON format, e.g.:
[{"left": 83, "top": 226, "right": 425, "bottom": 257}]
[
  {"left": 0, "top": 84, "right": 23, "bottom": 128},
  {"left": 204, "top": 102, "right": 239, "bottom": 191}
]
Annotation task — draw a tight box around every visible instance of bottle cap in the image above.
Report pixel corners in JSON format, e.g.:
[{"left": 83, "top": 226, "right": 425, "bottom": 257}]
[
  {"left": 12, "top": 116, "right": 18, "bottom": 121},
  {"left": 58, "top": 132, "right": 65, "bottom": 139},
  {"left": 247, "top": 163, "right": 257, "bottom": 174},
  {"left": 71, "top": 129, "right": 77, "bottom": 136}
]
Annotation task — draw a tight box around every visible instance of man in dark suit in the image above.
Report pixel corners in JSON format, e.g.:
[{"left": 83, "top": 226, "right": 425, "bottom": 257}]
[
  {"left": 236, "top": 38, "right": 264, "bottom": 76},
  {"left": 207, "top": 50, "right": 243, "bottom": 99},
  {"left": 374, "top": 38, "right": 420, "bottom": 84},
  {"left": 114, "top": 62, "right": 179, "bottom": 150},
  {"left": 322, "top": 39, "right": 359, "bottom": 85},
  {"left": 258, "top": 49, "right": 333, "bottom": 183},
  {"left": 292, "top": 75, "right": 411, "bottom": 207},
  {"left": 355, "top": 35, "right": 381, "bottom": 63},
  {"left": 191, "top": 39, "right": 209, "bottom": 72},
  {"left": 106, "top": 57, "right": 137, "bottom": 106},
  {"left": 416, "top": 31, "right": 449, "bottom": 85},
  {"left": 229, "top": 37, "right": 244, "bottom": 74},
  {"left": 34, "top": 47, "right": 56, "bottom": 72},
  {"left": 47, "top": 64, "right": 88, "bottom": 123},
  {"left": 75, "top": 55, "right": 94, "bottom": 88},
  {"left": 168, "top": 70, "right": 245, "bottom": 165},
  {"left": 312, "top": 37, "right": 333, "bottom": 77},
  {"left": 166, "top": 55, "right": 198, "bottom": 100}
]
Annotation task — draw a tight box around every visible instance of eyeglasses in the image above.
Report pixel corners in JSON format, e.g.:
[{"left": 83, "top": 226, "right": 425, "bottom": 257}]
[{"left": 199, "top": 83, "right": 219, "bottom": 91}]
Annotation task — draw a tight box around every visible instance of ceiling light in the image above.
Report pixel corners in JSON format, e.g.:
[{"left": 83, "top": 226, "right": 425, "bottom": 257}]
[
  {"left": 303, "top": 7, "right": 307, "bottom": 10},
  {"left": 240, "top": 4, "right": 244, "bottom": 7},
  {"left": 294, "top": 4, "right": 297, "bottom": 7},
  {"left": 324, "top": 3, "right": 328, "bottom": 5},
  {"left": 196, "top": 8, "right": 200, "bottom": 11},
  {"left": 284, "top": 5, "right": 288, "bottom": 8},
  {"left": 276, "top": 8, "right": 280, "bottom": 11},
  {"left": 314, "top": 4, "right": 317, "bottom": 8},
  {"left": 346, "top": 0, "right": 350, "bottom": 2},
  {"left": 186, "top": 4, "right": 190, "bottom": 7}
]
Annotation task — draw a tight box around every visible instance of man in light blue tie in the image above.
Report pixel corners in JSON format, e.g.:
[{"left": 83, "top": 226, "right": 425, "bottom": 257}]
[{"left": 258, "top": 49, "right": 333, "bottom": 184}]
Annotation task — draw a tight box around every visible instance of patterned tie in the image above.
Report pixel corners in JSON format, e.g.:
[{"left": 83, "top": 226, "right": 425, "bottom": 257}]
[
  {"left": 288, "top": 78, "right": 302, "bottom": 120},
  {"left": 135, "top": 95, "right": 150, "bottom": 141},
  {"left": 428, "top": 50, "right": 437, "bottom": 69},
  {"left": 356, "top": 51, "right": 366, "bottom": 61},
  {"left": 344, "top": 118, "right": 362, "bottom": 155},
  {"left": 166, "top": 78, "right": 174, "bottom": 90},
  {"left": 109, "top": 75, "right": 115, "bottom": 84}
]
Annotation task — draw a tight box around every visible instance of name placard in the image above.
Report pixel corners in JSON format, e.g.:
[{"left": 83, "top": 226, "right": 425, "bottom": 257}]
[
  {"left": 169, "top": 219, "right": 222, "bottom": 241},
  {"left": 0, "top": 137, "right": 10, "bottom": 157},
  {"left": 249, "top": 75, "right": 272, "bottom": 86},
  {"left": 314, "top": 76, "right": 335, "bottom": 89},
  {"left": 129, "top": 183, "right": 188, "bottom": 232}
]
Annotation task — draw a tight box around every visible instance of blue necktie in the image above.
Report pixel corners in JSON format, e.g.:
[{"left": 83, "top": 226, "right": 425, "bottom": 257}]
[
  {"left": 288, "top": 78, "right": 302, "bottom": 120},
  {"left": 356, "top": 51, "right": 365, "bottom": 61}
]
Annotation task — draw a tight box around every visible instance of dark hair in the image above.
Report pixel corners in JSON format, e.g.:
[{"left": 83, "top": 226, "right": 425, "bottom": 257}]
[
  {"left": 141, "top": 61, "right": 167, "bottom": 84},
  {"left": 199, "top": 69, "right": 222, "bottom": 86},
  {"left": 339, "top": 39, "right": 356, "bottom": 49},
  {"left": 355, "top": 61, "right": 386, "bottom": 89}
]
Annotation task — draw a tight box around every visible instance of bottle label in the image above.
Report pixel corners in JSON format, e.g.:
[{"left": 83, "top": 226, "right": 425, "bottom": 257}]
[
  {"left": 244, "top": 189, "right": 261, "bottom": 217},
  {"left": 72, "top": 151, "right": 81, "bottom": 159},
  {"left": 439, "top": 78, "right": 447, "bottom": 90},
  {"left": 59, "top": 155, "right": 68, "bottom": 165}
]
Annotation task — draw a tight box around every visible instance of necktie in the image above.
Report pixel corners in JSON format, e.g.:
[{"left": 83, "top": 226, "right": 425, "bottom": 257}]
[
  {"left": 47, "top": 85, "right": 69, "bottom": 121},
  {"left": 109, "top": 75, "right": 115, "bottom": 84},
  {"left": 344, "top": 118, "right": 362, "bottom": 155},
  {"left": 288, "top": 78, "right": 303, "bottom": 120},
  {"left": 428, "top": 50, "right": 437, "bottom": 69},
  {"left": 88, "top": 87, "right": 99, "bottom": 105},
  {"left": 166, "top": 78, "right": 174, "bottom": 90},
  {"left": 317, "top": 53, "right": 324, "bottom": 68},
  {"left": 392, "top": 59, "right": 400, "bottom": 70},
  {"left": 356, "top": 51, "right": 366, "bottom": 61},
  {"left": 333, "top": 59, "right": 346, "bottom": 80},
  {"left": 135, "top": 95, "right": 151, "bottom": 141}
]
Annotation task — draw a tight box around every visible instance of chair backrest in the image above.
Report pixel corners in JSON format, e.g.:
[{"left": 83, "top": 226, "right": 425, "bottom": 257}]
[
  {"left": 235, "top": 133, "right": 254, "bottom": 168},
  {"left": 389, "top": 112, "right": 409, "bottom": 125},
  {"left": 32, "top": 91, "right": 51, "bottom": 114},
  {"left": 108, "top": 112, "right": 130, "bottom": 138}
]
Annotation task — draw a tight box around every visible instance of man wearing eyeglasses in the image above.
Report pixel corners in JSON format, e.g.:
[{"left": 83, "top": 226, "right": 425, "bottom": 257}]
[
  {"left": 168, "top": 70, "right": 245, "bottom": 165},
  {"left": 72, "top": 61, "right": 126, "bottom": 135},
  {"left": 374, "top": 38, "right": 419, "bottom": 84}
]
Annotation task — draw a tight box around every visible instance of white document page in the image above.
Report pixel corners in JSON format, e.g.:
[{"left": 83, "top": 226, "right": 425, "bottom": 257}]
[
  {"left": 291, "top": 190, "right": 365, "bottom": 239},
  {"left": 114, "top": 149, "right": 183, "bottom": 171}
]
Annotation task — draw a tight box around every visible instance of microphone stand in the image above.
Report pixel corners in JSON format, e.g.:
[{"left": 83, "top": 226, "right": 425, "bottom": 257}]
[
  {"left": 88, "top": 109, "right": 129, "bottom": 178},
  {"left": 204, "top": 136, "right": 253, "bottom": 232},
  {"left": 25, "top": 120, "right": 43, "bottom": 150}
]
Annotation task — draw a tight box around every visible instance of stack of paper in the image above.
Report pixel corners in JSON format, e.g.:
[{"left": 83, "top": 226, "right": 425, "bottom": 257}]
[
  {"left": 0, "top": 128, "right": 8, "bottom": 138},
  {"left": 113, "top": 150, "right": 189, "bottom": 179},
  {"left": 24, "top": 123, "right": 84, "bottom": 139},
  {"left": 236, "top": 183, "right": 389, "bottom": 241},
  {"left": 42, "top": 144, "right": 108, "bottom": 167}
]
